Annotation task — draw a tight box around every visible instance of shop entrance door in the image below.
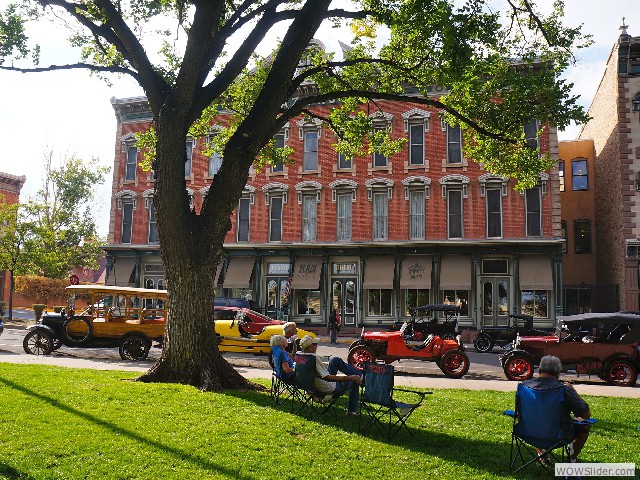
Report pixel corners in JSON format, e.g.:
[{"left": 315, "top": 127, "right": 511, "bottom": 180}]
[
  {"left": 266, "top": 276, "right": 290, "bottom": 320},
  {"left": 481, "top": 277, "right": 510, "bottom": 327},
  {"left": 331, "top": 278, "right": 357, "bottom": 326}
]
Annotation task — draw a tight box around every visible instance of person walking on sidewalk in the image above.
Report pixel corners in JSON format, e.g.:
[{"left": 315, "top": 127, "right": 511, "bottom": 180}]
[{"left": 328, "top": 309, "right": 341, "bottom": 344}]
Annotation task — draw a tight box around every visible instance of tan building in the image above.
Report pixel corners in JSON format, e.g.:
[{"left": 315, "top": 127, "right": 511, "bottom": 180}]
[
  {"left": 579, "top": 23, "right": 640, "bottom": 311},
  {"left": 558, "top": 139, "right": 609, "bottom": 312}
]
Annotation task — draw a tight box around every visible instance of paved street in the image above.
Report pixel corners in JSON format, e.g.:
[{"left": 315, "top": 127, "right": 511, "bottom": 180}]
[{"left": 1, "top": 325, "right": 638, "bottom": 398}]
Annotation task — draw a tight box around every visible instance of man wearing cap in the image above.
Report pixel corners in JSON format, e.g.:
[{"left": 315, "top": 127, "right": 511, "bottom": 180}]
[{"left": 298, "top": 334, "right": 362, "bottom": 416}]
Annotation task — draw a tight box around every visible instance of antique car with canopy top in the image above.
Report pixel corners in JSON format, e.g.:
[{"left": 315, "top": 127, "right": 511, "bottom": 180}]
[
  {"left": 347, "top": 304, "right": 469, "bottom": 378},
  {"left": 473, "top": 313, "right": 551, "bottom": 353},
  {"left": 500, "top": 312, "right": 640, "bottom": 386}
]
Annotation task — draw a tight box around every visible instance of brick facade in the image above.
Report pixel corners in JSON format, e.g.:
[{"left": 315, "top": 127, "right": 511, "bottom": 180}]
[
  {"left": 0, "top": 172, "right": 26, "bottom": 304},
  {"left": 105, "top": 92, "right": 562, "bottom": 330}
]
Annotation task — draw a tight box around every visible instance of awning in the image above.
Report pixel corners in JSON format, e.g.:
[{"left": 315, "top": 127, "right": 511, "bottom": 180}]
[
  {"left": 519, "top": 255, "right": 553, "bottom": 290},
  {"left": 400, "top": 255, "right": 432, "bottom": 289},
  {"left": 363, "top": 256, "right": 395, "bottom": 289},
  {"left": 106, "top": 257, "right": 136, "bottom": 286},
  {"left": 290, "top": 257, "right": 322, "bottom": 289},
  {"left": 439, "top": 255, "right": 471, "bottom": 290},
  {"left": 223, "top": 257, "right": 255, "bottom": 288}
]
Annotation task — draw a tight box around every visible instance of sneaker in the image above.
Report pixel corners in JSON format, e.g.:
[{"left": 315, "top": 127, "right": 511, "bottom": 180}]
[{"left": 346, "top": 411, "right": 360, "bottom": 417}]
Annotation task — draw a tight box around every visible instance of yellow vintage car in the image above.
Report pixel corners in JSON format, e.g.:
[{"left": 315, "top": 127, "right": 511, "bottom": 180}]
[{"left": 213, "top": 306, "right": 315, "bottom": 354}]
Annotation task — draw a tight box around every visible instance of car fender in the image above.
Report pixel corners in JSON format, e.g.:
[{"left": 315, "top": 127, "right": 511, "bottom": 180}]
[
  {"left": 348, "top": 340, "right": 363, "bottom": 351},
  {"left": 604, "top": 353, "right": 640, "bottom": 371},
  {"left": 26, "top": 324, "right": 57, "bottom": 337},
  {"left": 499, "top": 348, "right": 534, "bottom": 367}
]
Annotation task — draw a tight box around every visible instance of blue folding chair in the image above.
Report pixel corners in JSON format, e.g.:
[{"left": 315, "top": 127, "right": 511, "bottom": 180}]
[
  {"left": 504, "top": 383, "right": 597, "bottom": 475},
  {"left": 270, "top": 347, "right": 295, "bottom": 405},
  {"left": 359, "top": 362, "right": 430, "bottom": 440},
  {"left": 291, "top": 353, "right": 342, "bottom": 419}
]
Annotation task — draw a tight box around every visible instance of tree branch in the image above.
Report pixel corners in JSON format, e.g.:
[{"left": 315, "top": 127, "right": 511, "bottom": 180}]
[
  {"left": 0, "top": 62, "right": 140, "bottom": 80},
  {"left": 281, "top": 90, "right": 516, "bottom": 144}
]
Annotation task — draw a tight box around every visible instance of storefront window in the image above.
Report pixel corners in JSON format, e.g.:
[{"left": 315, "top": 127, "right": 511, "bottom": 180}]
[
  {"left": 442, "top": 290, "right": 469, "bottom": 316},
  {"left": 367, "top": 289, "right": 392, "bottom": 316},
  {"left": 521, "top": 290, "right": 548, "bottom": 318},
  {"left": 404, "top": 289, "right": 429, "bottom": 316},
  {"left": 297, "top": 290, "right": 321, "bottom": 315}
]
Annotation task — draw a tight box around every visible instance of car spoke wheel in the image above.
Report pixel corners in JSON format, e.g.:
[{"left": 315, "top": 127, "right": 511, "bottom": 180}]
[
  {"left": 474, "top": 334, "right": 494, "bottom": 353},
  {"left": 51, "top": 338, "right": 63, "bottom": 351},
  {"left": 119, "top": 335, "right": 151, "bottom": 361},
  {"left": 23, "top": 330, "right": 54, "bottom": 356},
  {"left": 503, "top": 354, "right": 534, "bottom": 381},
  {"left": 439, "top": 350, "right": 470, "bottom": 378},
  {"left": 347, "top": 345, "right": 375, "bottom": 370},
  {"left": 604, "top": 359, "right": 638, "bottom": 387}
]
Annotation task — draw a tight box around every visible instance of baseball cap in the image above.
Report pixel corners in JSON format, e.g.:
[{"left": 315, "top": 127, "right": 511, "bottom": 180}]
[{"left": 299, "top": 334, "right": 318, "bottom": 350}]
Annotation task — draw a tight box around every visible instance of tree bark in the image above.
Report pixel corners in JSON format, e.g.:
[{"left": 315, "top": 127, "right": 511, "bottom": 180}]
[{"left": 135, "top": 105, "right": 261, "bottom": 392}]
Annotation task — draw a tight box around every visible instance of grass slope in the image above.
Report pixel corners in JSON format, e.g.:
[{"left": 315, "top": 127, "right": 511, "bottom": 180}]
[{"left": 0, "top": 364, "right": 637, "bottom": 479}]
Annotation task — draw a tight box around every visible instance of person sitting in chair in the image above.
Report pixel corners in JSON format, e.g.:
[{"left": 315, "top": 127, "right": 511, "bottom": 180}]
[
  {"left": 298, "top": 335, "right": 362, "bottom": 417},
  {"left": 270, "top": 334, "right": 295, "bottom": 384},
  {"left": 283, "top": 322, "right": 298, "bottom": 357},
  {"left": 523, "top": 355, "right": 592, "bottom": 463}
]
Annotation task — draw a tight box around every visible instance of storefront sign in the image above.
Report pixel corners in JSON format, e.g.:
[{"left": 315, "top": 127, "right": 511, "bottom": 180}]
[
  {"left": 268, "top": 263, "right": 291, "bottom": 275},
  {"left": 332, "top": 262, "right": 357, "bottom": 275}
]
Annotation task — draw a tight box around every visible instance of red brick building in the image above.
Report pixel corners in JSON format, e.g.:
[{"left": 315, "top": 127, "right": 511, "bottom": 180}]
[
  {"left": 105, "top": 75, "right": 563, "bottom": 331},
  {"left": 0, "top": 172, "right": 26, "bottom": 304}
]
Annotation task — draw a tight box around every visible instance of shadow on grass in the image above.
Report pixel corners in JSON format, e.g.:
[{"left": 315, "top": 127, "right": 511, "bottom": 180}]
[
  {"left": 0, "top": 462, "right": 33, "bottom": 480},
  {"left": 223, "top": 387, "right": 522, "bottom": 478},
  {"left": 0, "top": 376, "right": 257, "bottom": 480}
]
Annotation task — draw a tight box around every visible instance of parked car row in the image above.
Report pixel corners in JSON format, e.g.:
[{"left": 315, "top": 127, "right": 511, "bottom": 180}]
[{"left": 22, "top": 286, "right": 314, "bottom": 361}]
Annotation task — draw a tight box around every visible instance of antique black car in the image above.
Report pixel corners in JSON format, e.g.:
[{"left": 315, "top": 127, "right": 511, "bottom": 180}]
[{"left": 473, "top": 313, "right": 550, "bottom": 353}]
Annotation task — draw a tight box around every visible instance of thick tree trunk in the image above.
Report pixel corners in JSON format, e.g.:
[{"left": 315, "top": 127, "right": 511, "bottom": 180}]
[{"left": 136, "top": 108, "right": 260, "bottom": 392}]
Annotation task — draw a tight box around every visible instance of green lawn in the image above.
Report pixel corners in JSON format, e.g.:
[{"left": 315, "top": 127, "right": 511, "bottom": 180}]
[{"left": 0, "top": 364, "right": 637, "bottom": 480}]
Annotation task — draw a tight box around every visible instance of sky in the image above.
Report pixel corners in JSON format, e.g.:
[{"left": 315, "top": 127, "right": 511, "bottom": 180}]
[{"left": 0, "top": 1, "right": 638, "bottom": 238}]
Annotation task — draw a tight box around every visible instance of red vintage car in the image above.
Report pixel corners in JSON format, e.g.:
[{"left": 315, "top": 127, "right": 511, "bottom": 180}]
[
  {"left": 347, "top": 305, "right": 470, "bottom": 378},
  {"left": 500, "top": 312, "right": 640, "bottom": 386}
]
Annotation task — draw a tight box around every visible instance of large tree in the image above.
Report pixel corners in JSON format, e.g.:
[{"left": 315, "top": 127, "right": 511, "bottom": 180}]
[{"left": 0, "top": 0, "right": 589, "bottom": 391}]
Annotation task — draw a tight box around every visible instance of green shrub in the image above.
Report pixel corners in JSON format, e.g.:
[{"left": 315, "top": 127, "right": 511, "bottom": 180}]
[{"left": 32, "top": 304, "right": 47, "bottom": 321}]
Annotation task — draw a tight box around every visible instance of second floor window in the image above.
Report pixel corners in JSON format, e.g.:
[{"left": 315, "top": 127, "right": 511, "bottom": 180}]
[
  {"left": 185, "top": 139, "right": 194, "bottom": 177},
  {"left": 574, "top": 220, "right": 591, "bottom": 254},
  {"left": 302, "top": 194, "right": 317, "bottom": 242},
  {"left": 409, "top": 190, "right": 425, "bottom": 240},
  {"left": 121, "top": 202, "right": 134, "bottom": 244},
  {"left": 572, "top": 159, "right": 588, "bottom": 190},
  {"left": 372, "top": 192, "right": 388, "bottom": 240},
  {"left": 409, "top": 123, "right": 424, "bottom": 165},
  {"left": 237, "top": 198, "right": 250, "bottom": 242},
  {"left": 272, "top": 133, "right": 285, "bottom": 173},
  {"left": 373, "top": 126, "right": 388, "bottom": 167},
  {"left": 525, "top": 187, "right": 541, "bottom": 237},
  {"left": 125, "top": 145, "right": 137, "bottom": 181},
  {"left": 486, "top": 187, "right": 502, "bottom": 238},
  {"left": 269, "top": 196, "right": 283, "bottom": 242},
  {"left": 148, "top": 202, "right": 158, "bottom": 243},
  {"left": 447, "top": 189, "right": 463, "bottom": 238},
  {"left": 338, "top": 152, "right": 352, "bottom": 169},
  {"left": 209, "top": 150, "right": 222, "bottom": 176},
  {"left": 303, "top": 130, "right": 318, "bottom": 171},
  {"left": 447, "top": 124, "right": 462, "bottom": 164},
  {"left": 337, "top": 192, "right": 352, "bottom": 241}
]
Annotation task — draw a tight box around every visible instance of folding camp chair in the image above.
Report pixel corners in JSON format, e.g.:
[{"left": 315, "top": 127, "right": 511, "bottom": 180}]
[
  {"left": 504, "top": 383, "right": 597, "bottom": 475},
  {"left": 359, "top": 362, "right": 430, "bottom": 440},
  {"left": 270, "top": 349, "right": 295, "bottom": 405},
  {"left": 291, "top": 353, "right": 342, "bottom": 419}
]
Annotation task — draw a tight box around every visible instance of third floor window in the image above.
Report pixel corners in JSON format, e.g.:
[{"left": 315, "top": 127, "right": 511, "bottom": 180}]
[
  {"left": 408, "top": 123, "right": 424, "bottom": 165},
  {"left": 303, "top": 130, "right": 318, "bottom": 171},
  {"left": 446, "top": 124, "right": 462, "bottom": 164},
  {"left": 572, "top": 159, "right": 588, "bottom": 191},
  {"left": 125, "top": 145, "right": 137, "bottom": 181},
  {"left": 302, "top": 194, "right": 317, "bottom": 242}
]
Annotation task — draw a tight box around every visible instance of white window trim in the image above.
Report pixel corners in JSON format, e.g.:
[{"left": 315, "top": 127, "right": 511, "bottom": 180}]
[
  {"left": 296, "top": 118, "right": 322, "bottom": 140},
  {"left": 295, "top": 181, "right": 322, "bottom": 204},
  {"left": 478, "top": 173, "right": 509, "bottom": 197},
  {"left": 401, "top": 108, "right": 430, "bottom": 133},
  {"left": 329, "top": 179, "right": 358, "bottom": 203},
  {"left": 365, "top": 177, "right": 394, "bottom": 201},
  {"left": 402, "top": 175, "right": 431, "bottom": 199},
  {"left": 439, "top": 174, "right": 470, "bottom": 198},
  {"left": 116, "top": 190, "right": 138, "bottom": 209},
  {"left": 263, "top": 182, "right": 289, "bottom": 205}
]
